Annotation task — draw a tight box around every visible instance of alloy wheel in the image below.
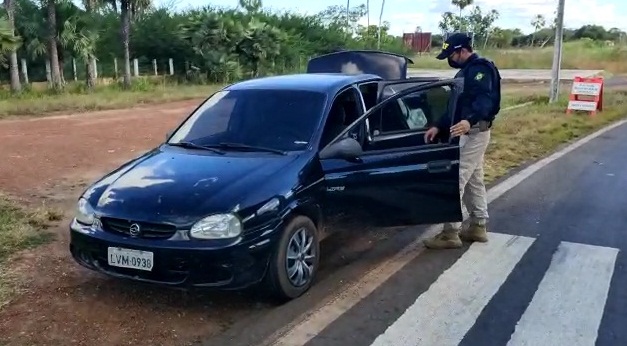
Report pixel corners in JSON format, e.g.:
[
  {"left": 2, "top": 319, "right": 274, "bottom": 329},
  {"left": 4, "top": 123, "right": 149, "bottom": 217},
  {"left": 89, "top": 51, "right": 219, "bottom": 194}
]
[{"left": 285, "top": 227, "right": 317, "bottom": 287}]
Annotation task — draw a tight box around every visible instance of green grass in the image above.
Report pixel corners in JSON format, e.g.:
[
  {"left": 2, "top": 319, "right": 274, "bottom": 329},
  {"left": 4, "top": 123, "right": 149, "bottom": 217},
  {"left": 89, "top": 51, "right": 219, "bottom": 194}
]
[
  {"left": 485, "top": 88, "right": 627, "bottom": 182},
  {"left": 410, "top": 39, "right": 627, "bottom": 73},
  {"left": 0, "top": 196, "right": 63, "bottom": 307},
  {"left": 0, "top": 77, "right": 223, "bottom": 118}
]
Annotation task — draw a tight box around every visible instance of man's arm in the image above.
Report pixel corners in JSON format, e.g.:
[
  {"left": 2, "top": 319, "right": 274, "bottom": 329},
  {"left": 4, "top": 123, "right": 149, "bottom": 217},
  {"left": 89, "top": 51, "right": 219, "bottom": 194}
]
[{"left": 462, "top": 64, "right": 495, "bottom": 126}]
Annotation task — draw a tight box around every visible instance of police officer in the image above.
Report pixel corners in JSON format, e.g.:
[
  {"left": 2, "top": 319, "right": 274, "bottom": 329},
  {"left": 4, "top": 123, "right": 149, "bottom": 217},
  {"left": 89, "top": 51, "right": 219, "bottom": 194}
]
[{"left": 423, "top": 33, "right": 502, "bottom": 250}]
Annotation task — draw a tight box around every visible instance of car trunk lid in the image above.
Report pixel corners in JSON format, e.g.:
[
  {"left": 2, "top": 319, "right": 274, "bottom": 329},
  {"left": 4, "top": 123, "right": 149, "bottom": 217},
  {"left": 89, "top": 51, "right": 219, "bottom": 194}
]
[{"left": 306, "top": 50, "right": 414, "bottom": 80}]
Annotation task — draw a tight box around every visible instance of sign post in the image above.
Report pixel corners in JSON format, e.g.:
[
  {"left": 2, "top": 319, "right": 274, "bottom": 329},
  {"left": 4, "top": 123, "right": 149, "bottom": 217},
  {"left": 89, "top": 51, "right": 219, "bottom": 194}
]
[{"left": 566, "top": 76, "right": 604, "bottom": 116}]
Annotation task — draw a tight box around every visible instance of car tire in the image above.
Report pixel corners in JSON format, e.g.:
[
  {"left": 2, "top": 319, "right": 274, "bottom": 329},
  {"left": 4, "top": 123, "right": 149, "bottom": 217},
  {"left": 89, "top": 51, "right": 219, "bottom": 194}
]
[{"left": 264, "top": 215, "right": 320, "bottom": 302}]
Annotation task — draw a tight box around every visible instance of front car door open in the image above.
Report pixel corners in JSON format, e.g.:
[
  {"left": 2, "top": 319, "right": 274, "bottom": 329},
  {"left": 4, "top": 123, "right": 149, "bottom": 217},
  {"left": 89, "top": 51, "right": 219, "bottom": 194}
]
[{"left": 319, "top": 79, "right": 464, "bottom": 229}]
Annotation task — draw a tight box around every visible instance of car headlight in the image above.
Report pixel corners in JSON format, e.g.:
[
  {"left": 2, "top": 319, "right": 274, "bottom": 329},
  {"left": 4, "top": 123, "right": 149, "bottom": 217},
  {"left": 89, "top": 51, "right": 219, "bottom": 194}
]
[
  {"left": 189, "top": 214, "right": 242, "bottom": 240},
  {"left": 75, "top": 198, "right": 95, "bottom": 225}
]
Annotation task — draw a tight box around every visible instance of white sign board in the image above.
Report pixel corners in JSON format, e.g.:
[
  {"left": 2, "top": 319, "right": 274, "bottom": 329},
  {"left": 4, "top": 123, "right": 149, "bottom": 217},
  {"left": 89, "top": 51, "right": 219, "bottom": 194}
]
[
  {"left": 567, "top": 100, "right": 598, "bottom": 112},
  {"left": 571, "top": 82, "right": 602, "bottom": 96}
]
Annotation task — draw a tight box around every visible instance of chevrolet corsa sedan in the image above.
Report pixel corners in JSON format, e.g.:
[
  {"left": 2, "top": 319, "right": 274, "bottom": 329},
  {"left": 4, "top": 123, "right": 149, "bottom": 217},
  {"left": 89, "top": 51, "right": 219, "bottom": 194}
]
[{"left": 70, "top": 50, "right": 464, "bottom": 301}]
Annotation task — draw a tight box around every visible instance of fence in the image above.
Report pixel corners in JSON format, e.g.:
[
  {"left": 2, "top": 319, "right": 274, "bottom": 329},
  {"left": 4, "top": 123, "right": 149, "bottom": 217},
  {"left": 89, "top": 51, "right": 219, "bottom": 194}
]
[{"left": 0, "top": 55, "right": 313, "bottom": 86}]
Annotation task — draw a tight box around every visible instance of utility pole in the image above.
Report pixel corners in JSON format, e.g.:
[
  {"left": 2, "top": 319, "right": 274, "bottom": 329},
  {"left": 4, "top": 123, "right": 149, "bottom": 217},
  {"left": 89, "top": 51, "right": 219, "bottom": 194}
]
[
  {"left": 346, "top": 0, "right": 350, "bottom": 36},
  {"left": 377, "top": 0, "right": 385, "bottom": 49},
  {"left": 549, "top": 0, "right": 566, "bottom": 103},
  {"left": 366, "top": 0, "right": 370, "bottom": 44},
  {"left": 366, "top": 0, "right": 370, "bottom": 28}
]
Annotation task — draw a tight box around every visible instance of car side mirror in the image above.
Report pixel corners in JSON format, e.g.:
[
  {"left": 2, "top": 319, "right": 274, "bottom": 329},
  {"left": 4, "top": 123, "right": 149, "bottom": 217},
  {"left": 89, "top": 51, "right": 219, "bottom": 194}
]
[{"left": 319, "top": 137, "right": 363, "bottom": 161}]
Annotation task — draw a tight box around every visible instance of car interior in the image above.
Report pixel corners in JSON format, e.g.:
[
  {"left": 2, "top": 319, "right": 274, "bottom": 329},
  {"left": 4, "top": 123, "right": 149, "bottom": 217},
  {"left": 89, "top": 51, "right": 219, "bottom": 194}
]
[
  {"left": 359, "top": 85, "right": 451, "bottom": 152},
  {"left": 320, "top": 83, "right": 453, "bottom": 153},
  {"left": 319, "top": 89, "right": 363, "bottom": 148},
  {"left": 359, "top": 82, "right": 378, "bottom": 110}
]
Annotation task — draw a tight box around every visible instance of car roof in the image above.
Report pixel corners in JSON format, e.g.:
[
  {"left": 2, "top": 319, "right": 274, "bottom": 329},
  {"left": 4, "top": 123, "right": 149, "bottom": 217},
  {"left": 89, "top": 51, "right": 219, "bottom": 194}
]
[{"left": 224, "top": 73, "right": 382, "bottom": 95}]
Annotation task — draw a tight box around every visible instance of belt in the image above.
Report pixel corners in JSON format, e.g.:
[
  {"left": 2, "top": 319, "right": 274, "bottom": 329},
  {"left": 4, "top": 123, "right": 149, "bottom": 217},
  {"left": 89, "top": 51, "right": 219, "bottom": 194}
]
[{"left": 467, "top": 120, "right": 492, "bottom": 134}]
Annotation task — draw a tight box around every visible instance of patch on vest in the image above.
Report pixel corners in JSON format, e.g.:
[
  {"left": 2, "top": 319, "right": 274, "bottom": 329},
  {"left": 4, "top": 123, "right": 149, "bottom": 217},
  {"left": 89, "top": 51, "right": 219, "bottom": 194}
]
[{"left": 474, "top": 72, "right": 484, "bottom": 81}]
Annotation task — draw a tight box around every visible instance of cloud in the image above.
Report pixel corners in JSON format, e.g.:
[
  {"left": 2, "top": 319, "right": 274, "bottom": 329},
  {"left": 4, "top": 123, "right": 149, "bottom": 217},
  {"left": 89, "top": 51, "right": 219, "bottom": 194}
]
[
  {"left": 164, "top": 0, "right": 627, "bottom": 36},
  {"left": 381, "top": 0, "right": 627, "bottom": 35}
]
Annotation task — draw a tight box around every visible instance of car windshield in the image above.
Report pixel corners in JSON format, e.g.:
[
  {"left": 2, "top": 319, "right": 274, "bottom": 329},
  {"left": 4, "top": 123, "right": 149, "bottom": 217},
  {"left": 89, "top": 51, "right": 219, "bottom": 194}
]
[{"left": 167, "top": 89, "right": 326, "bottom": 152}]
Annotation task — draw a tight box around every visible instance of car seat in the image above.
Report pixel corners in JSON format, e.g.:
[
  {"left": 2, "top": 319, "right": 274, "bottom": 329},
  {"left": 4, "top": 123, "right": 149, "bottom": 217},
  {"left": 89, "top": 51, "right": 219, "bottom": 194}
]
[{"left": 321, "top": 104, "right": 347, "bottom": 147}]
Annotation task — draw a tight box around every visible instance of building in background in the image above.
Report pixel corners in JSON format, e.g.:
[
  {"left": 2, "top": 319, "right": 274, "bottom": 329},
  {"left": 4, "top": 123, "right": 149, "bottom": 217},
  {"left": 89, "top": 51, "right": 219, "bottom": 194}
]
[{"left": 402, "top": 28, "right": 432, "bottom": 53}]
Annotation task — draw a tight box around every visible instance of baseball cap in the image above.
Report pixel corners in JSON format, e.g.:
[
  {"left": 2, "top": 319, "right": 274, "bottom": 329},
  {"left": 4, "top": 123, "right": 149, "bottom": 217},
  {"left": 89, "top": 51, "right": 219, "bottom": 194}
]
[{"left": 436, "top": 33, "right": 472, "bottom": 60}]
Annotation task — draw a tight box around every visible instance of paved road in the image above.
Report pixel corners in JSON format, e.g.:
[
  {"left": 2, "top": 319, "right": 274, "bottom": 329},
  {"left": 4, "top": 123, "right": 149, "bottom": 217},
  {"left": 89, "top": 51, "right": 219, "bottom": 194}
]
[
  {"left": 408, "top": 68, "right": 602, "bottom": 81},
  {"left": 203, "top": 119, "right": 627, "bottom": 345},
  {"left": 298, "top": 120, "right": 627, "bottom": 346}
]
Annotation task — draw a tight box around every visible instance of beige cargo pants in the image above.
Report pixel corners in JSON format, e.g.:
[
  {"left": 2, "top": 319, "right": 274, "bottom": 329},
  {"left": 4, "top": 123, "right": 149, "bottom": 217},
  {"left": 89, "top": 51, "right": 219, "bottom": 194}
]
[{"left": 442, "top": 127, "right": 491, "bottom": 232}]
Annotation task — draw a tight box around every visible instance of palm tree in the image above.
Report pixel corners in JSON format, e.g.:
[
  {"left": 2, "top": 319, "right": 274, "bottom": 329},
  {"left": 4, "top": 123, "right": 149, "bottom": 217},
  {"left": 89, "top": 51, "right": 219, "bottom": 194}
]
[
  {"left": 0, "top": 17, "right": 20, "bottom": 52},
  {"left": 451, "top": 0, "right": 473, "bottom": 31},
  {"left": 44, "top": 0, "right": 63, "bottom": 90},
  {"left": 2, "top": 0, "right": 21, "bottom": 92},
  {"left": 530, "top": 14, "right": 546, "bottom": 46},
  {"left": 118, "top": 0, "right": 150, "bottom": 89},
  {"left": 60, "top": 17, "right": 99, "bottom": 89}
]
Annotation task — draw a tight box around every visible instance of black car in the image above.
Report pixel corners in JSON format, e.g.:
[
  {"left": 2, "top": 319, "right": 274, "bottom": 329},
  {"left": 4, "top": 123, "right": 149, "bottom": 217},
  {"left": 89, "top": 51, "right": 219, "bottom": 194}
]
[{"left": 70, "top": 50, "right": 464, "bottom": 301}]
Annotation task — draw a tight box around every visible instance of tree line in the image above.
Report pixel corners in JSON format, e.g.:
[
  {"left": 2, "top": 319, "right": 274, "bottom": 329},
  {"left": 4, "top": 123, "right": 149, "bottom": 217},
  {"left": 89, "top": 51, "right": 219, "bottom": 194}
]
[
  {"left": 435, "top": 0, "right": 626, "bottom": 48},
  {"left": 0, "top": 0, "right": 409, "bottom": 93},
  {"left": 1, "top": 0, "right": 625, "bottom": 94}
]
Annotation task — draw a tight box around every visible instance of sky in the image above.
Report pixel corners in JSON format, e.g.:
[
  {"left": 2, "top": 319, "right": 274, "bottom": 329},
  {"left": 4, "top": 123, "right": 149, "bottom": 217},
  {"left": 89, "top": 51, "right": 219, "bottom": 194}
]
[{"left": 155, "top": 0, "right": 627, "bottom": 36}]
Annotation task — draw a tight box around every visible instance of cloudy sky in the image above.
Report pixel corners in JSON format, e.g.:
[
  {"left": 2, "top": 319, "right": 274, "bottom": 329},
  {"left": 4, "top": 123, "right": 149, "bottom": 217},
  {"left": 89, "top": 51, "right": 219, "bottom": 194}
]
[{"left": 155, "top": 0, "right": 627, "bottom": 35}]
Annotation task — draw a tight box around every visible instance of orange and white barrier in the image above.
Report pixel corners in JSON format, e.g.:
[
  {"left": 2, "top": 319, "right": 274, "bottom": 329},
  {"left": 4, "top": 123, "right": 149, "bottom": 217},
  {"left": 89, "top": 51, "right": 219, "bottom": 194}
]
[{"left": 566, "top": 76, "right": 604, "bottom": 116}]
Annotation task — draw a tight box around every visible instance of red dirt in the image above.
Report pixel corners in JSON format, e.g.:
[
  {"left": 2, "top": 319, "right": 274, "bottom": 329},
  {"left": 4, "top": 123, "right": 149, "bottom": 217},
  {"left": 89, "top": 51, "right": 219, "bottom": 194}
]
[{"left": 0, "top": 101, "right": 265, "bottom": 346}]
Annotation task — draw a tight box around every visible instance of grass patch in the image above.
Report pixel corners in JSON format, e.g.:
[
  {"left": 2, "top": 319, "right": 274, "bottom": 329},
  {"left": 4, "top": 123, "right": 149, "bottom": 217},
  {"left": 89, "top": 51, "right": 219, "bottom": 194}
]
[
  {"left": 501, "top": 84, "right": 552, "bottom": 107},
  {"left": 411, "top": 39, "right": 627, "bottom": 73},
  {"left": 0, "top": 195, "right": 63, "bottom": 307},
  {"left": 0, "top": 77, "right": 223, "bottom": 118},
  {"left": 485, "top": 88, "right": 627, "bottom": 182}
]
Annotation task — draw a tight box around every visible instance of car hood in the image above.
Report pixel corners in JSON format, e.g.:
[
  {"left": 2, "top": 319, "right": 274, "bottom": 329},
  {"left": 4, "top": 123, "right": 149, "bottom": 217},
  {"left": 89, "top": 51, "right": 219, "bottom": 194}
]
[{"left": 93, "top": 146, "right": 299, "bottom": 226}]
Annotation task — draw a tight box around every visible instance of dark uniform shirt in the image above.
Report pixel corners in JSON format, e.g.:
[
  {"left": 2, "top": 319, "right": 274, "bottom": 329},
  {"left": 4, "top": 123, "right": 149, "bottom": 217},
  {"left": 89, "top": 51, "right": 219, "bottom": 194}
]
[{"left": 437, "top": 53, "right": 501, "bottom": 131}]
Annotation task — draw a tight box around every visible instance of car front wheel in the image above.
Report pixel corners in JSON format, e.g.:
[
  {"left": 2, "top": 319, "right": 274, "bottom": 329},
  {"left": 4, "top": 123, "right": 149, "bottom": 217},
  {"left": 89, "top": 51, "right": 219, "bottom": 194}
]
[{"left": 264, "top": 215, "right": 320, "bottom": 302}]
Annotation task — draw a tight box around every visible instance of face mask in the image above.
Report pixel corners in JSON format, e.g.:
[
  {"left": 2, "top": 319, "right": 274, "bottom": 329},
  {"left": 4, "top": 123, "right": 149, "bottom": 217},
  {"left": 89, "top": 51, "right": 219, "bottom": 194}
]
[{"left": 447, "top": 57, "right": 461, "bottom": 69}]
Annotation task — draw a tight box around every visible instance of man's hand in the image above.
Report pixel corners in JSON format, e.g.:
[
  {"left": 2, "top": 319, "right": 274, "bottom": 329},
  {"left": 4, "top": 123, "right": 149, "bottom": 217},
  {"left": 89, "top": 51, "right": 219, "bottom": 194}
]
[
  {"left": 450, "top": 120, "right": 471, "bottom": 138},
  {"left": 424, "top": 127, "right": 440, "bottom": 143}
]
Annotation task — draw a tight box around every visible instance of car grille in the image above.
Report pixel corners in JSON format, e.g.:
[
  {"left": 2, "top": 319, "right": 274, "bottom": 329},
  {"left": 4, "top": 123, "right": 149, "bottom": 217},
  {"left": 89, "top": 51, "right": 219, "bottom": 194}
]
[{"left": 100, "top": 217, "right": 177, "bottom": 239}]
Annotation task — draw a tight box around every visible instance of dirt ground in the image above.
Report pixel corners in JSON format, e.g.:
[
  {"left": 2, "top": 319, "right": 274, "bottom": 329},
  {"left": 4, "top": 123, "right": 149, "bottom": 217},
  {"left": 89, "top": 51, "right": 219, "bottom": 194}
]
[
  {"left": 0, "top": 99, "right": 395, "bottom": 345},
  {"left": 0, "top": 100, "right": 256, "bottom": 345}
]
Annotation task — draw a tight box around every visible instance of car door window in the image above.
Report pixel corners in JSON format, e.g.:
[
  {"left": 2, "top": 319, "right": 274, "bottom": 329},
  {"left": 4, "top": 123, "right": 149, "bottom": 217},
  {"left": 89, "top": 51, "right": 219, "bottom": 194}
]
[
  {"left": 358, "top": 82, "right": 379, "bottom": 110},
  {"left": 326, "top": 81, "right": 458, "bottom": 153},
  {"left": 369, "top": 84, "right": 452, "bottom": 139},
  {"left": 319, "top": 88, "right": 364, "bottom": 149}
]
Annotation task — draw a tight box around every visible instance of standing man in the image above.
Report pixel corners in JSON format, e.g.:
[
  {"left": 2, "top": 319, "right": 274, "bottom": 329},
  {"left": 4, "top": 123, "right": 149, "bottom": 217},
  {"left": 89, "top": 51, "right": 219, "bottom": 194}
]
[{"left": 423, "top": 33, "right": 502, "bottom": 250}]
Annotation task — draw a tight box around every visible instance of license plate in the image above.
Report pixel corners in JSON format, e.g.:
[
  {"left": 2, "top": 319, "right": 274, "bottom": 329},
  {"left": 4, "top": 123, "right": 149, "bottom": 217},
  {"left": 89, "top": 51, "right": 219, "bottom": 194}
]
[{"left": 107, "top": 247, "right": 154, "bottom": 271}]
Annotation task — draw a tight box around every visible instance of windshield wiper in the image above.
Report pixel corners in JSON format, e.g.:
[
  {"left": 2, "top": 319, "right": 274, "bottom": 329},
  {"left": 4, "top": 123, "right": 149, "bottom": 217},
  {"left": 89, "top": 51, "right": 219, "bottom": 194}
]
[
  {"left": 168, "top": 141, "right": 225, "bottom": 155},
  {"left": 214, "top": 142, "right": 287, "bottom": 155}
]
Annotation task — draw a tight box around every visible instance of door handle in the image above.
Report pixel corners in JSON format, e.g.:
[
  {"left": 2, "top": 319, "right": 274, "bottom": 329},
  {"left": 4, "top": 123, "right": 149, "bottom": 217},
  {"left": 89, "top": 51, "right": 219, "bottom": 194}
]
[{"left": 427, "top": 160, "right": 452, "bottom": 173}]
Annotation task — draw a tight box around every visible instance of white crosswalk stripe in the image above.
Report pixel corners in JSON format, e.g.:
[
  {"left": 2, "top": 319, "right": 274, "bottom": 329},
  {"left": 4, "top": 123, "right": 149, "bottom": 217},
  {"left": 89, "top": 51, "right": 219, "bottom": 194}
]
[
  {"left": 507, "top": 241, "right": 618, "bottom": 346},
  {"left": 370, "top": 233, "right": 535, "bottom": 346},
  {"left": 368, "top": 233, "right": 620, "bottom": 346}
]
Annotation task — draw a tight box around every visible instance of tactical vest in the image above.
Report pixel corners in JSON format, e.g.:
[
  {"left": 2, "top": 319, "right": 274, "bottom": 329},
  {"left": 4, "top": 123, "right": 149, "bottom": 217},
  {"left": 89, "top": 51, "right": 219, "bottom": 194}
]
[{"left": 456, "top": 56, "right": 502, "bottom": 121}]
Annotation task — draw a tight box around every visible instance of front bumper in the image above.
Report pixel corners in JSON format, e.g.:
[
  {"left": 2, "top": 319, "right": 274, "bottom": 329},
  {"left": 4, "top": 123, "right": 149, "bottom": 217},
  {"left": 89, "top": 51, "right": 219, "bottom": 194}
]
[{"left": 69, "top": 219, "right": 281, "bottom": 290}]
